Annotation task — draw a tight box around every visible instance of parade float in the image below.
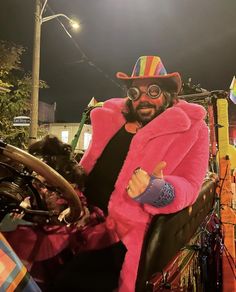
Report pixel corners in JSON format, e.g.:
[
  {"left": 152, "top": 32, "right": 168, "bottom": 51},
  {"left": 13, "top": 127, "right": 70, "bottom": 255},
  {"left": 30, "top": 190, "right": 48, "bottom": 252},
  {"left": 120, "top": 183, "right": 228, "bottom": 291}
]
[{"left": 0, "top": 88, "right": 235, "bottom": 291}]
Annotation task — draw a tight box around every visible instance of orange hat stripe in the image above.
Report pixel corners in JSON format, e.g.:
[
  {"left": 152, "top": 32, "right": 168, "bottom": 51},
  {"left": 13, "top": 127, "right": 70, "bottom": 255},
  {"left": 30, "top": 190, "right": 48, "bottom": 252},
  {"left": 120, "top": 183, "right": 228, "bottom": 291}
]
[
  {"left": 149, "top": 56, "right": 160, "bottom": 75},
  {"left": 144, "top": 56, "right": 154, "bottom": 76}
]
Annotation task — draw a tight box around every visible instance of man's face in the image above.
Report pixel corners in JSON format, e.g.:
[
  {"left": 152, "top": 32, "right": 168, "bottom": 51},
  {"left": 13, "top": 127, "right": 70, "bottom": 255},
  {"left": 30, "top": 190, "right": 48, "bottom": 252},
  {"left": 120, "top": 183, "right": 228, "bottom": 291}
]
[{"left": 128, "top": 79, "right": 166, "bottom": 125}]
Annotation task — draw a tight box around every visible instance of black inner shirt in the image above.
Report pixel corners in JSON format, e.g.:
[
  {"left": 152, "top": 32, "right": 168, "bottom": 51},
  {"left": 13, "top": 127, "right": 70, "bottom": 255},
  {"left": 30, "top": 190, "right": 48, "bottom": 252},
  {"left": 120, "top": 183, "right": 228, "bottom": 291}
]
[{"left": 84, "top": 126, "right": 134, "bottom": 214}]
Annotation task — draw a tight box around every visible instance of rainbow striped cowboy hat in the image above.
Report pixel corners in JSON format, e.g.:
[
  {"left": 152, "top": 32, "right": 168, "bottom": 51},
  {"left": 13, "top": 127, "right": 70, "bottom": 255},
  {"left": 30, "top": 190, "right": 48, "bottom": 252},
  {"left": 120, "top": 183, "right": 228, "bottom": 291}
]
[{"left": 116, "top": 56, "right": 182, "bottom": 93}]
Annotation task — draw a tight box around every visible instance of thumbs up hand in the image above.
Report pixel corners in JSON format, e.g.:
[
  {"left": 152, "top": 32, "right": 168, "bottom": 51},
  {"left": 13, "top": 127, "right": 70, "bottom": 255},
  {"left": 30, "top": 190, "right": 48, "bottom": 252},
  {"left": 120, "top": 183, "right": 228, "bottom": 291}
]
[
  {"left": 152, "top": 161, "right": 166, "bottom": 179},
  {"left": 126, "top": 161, "right": 167, "bottom": 198}
]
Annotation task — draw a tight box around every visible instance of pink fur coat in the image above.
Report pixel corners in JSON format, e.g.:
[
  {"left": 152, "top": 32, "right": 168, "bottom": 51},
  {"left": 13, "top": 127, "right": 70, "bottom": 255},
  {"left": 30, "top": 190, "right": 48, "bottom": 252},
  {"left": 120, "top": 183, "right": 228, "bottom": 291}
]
[{"left": 80, "top": 98, "right": 209, "bottom": 292}]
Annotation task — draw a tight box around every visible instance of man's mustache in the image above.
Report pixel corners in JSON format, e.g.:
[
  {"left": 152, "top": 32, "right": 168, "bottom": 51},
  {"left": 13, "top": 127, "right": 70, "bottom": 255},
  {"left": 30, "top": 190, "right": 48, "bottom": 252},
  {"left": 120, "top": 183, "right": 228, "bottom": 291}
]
[{"left": 136, "top": 102, "right": 156, "bottom": 110}]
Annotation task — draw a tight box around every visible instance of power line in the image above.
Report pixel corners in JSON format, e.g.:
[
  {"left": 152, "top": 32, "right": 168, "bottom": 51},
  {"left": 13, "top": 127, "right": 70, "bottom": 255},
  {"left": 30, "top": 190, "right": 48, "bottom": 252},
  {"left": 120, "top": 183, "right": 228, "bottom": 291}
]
[{"left": 44, "top": 4, "right": 124, "bottom": 92}]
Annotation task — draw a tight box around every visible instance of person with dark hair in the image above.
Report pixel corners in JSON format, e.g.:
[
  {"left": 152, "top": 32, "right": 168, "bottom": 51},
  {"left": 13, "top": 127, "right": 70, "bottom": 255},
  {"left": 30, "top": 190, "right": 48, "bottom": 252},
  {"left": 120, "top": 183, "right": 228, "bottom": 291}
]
[
  {"left": 2, "top": 135, "right": 104, "bottom": 289},
  {"left": 28, "top": 134, "right": 86, "bottom": 190},
  {"left": 52, "top": 56, "right": 209, "bottom": 292}
]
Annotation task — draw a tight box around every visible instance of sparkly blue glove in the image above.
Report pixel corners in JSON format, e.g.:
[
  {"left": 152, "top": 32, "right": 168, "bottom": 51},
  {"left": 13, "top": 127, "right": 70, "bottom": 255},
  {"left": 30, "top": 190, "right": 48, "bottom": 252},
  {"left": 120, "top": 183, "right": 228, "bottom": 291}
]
[{"left": 133, "top": 175, "right": 175, "bottom": 207}]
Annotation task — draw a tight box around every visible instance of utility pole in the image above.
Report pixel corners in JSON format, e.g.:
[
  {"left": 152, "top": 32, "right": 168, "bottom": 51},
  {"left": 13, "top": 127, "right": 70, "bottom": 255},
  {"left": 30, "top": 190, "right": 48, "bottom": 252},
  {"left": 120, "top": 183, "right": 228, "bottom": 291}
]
[
  {"left": 29, "top": 0, "right": 42, "bottom": 146},
  {"left": 29, "top": 0, "right": 79, "bottom": 146}
]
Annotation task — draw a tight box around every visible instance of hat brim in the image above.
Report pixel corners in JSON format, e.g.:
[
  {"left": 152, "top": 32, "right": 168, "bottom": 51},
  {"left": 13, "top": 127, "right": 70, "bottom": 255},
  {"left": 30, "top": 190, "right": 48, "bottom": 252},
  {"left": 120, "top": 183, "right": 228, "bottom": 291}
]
[{"left": 116, "top": 71, "right": 182, "bottom": 93}]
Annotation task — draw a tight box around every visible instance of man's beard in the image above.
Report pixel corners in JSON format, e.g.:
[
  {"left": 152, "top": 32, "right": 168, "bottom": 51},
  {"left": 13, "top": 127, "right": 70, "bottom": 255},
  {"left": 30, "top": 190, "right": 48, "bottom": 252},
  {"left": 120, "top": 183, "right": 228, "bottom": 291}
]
[{"left": 132, "top": 102, "right": 165, "bottom": 126}]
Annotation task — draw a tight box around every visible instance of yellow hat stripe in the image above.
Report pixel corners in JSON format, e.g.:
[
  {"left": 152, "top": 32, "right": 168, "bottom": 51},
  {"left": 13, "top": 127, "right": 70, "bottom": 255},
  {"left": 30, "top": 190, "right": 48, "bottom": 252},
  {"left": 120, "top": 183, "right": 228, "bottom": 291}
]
[
  {"left": 139, "top": 56, "right": 147, "bottom": 76},
  {"left": 149, "top": 56, "right": 160, "bottom": 76}
]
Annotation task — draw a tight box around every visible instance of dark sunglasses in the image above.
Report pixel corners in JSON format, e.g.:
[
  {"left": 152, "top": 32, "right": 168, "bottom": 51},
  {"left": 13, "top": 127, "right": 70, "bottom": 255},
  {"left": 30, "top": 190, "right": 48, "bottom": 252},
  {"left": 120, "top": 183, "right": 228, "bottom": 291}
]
[{"left": 127, "top": 84, "right": 162, "bottom": 101}]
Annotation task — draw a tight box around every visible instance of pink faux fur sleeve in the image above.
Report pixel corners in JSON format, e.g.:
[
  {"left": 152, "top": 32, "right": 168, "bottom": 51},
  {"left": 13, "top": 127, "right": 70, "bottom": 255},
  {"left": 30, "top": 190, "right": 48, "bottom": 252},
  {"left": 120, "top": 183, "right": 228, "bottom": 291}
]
[{"left": 142, "top": 124, "right": 209, "bottom": 215}]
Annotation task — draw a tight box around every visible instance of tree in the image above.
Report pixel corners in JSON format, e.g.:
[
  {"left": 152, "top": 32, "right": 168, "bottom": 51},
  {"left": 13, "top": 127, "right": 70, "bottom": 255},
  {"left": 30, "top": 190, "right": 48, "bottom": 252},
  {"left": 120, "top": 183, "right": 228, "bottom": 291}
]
[{"left": 0, "top": 40, "right": 47, "bottom": 148}]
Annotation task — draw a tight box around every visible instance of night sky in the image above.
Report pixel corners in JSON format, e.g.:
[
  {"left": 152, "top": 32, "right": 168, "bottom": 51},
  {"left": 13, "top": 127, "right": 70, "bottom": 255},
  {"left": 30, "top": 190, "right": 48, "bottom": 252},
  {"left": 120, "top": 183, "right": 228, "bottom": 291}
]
[{"left": 1, "top": 0, "right": 236, "bottom": 122}]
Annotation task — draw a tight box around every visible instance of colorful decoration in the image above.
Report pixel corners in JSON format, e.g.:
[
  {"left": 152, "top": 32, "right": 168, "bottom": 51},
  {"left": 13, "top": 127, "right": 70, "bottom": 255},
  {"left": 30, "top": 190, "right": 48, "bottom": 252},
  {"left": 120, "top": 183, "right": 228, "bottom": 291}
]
[
  {"left": 0, "top": 233, "right": 41, "bottom": 291},
  {"left": 229, "top": 76, "right": 236, "bottom": 104}
]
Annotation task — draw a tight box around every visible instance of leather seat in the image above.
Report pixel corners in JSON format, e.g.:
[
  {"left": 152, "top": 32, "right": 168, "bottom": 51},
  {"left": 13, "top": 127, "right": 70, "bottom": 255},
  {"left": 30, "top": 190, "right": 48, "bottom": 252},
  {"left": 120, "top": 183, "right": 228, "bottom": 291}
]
[{"left": 135, "top": 177, "right": 216, "bottom": 292}]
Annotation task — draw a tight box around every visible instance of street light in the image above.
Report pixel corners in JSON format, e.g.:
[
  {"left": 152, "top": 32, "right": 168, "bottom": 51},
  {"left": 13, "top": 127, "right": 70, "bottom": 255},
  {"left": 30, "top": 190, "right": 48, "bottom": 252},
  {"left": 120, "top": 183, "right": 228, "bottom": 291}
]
[
  {"left": 29, "top": 0, "right": 79, "bottom": 146},
  {"left": 42, "top": 14, "right": 80, "bottom": 29}
]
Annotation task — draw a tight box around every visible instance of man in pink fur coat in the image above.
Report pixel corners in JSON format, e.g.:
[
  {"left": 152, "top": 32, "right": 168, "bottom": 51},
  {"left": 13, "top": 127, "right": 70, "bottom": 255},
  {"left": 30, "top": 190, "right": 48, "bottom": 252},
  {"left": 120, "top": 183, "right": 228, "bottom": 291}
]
[{"left": 53, "top": 56, "right": 209, "bottom": 292}]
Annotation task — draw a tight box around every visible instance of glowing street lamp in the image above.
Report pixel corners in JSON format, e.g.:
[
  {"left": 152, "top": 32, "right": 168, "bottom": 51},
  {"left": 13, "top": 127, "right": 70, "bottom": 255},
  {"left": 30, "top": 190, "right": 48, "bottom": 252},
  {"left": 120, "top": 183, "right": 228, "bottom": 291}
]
[
  {"left": 29, "top": 0, "right": 79, "bottom": 145},
  {"left": 42, "top": 13, "right": 79, "bottom": 29}
]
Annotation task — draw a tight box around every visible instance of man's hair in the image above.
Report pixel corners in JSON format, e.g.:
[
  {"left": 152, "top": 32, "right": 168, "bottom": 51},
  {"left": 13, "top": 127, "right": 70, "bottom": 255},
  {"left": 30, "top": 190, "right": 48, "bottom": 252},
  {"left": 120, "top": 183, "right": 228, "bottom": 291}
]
[{"left": 122, "top": 90, "right": 178, "bottom": 122}]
